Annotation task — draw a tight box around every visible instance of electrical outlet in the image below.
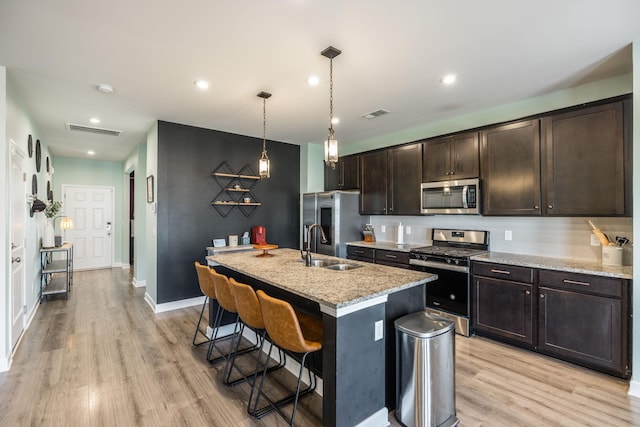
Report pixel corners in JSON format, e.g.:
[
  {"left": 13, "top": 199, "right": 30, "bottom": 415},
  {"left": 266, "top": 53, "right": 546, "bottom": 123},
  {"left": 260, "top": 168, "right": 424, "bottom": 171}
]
[
  {"left": 505, "top": 230, "right": 512, "bottom": 241},
  {"left": 381, "top": 225, "right": 386, "bottom": 233},
  {"left": 590, "top": 233, "right": 600, "bottom": 246},
  {"left": 374, "top": 320, "right": 384, "bottom": 341},
  {"left": 406, "top": 226, "right": 411, "bottom": 235}
]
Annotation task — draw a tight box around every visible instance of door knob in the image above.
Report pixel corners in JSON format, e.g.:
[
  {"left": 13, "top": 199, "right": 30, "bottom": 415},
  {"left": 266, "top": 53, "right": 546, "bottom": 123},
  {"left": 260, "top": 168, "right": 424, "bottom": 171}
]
[{"left": 12, "top": 257, "right": 21, "bottom": 263}]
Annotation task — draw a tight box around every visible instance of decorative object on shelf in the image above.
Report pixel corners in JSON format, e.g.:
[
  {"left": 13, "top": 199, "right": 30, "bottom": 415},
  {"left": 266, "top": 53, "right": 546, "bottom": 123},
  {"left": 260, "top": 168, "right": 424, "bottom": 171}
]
[
  {"left": 211, "top": 161, "right": 262, "bottom": 217},
  {"left": 257, "top": 91, "right": 272, "bottom": 179},
  {"left": 146, "top": 175, "right": 154, "bottom": 203},
  {"left": 35, "top": 139, "right": 41, "bottom": 172},
  {"left": 28, "top": 134, "right": 33, "bottom": 157},
  {"left": 54, "top": 216, "right": 74, "bottom": 247},
  {"left": 253, "top": 244, "right": 278, "bottom": 258},
  {"left": 42, "top": 200, "right": 62, "bottom": 248},
  {"left": 322, "top": 45, "right": 342, "bottom": 169}
]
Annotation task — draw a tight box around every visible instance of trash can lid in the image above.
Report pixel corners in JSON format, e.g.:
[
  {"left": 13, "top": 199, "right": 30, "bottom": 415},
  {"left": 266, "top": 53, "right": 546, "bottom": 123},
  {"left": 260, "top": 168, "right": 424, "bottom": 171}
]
[{"left": 394, "top": 310, "right": 455, "bottom": 338}]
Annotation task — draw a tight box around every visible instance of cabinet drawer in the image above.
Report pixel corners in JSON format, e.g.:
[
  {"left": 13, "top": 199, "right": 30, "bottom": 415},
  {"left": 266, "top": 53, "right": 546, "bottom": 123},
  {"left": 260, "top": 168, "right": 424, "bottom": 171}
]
[
  {"left": 347, "top": 245, "right": 374, "bottom": 259},
  {"left": 375, "top": 249, "right": 410, "bottom": 265},
  {"left": 376, "top": 259, "right": 411, "bottom": 269},
  {"left": 472, "top": 262, "right": 534, "bottom": 283},
  {"left": 538, "top": 270, "right": 623, "bottom": 298}
]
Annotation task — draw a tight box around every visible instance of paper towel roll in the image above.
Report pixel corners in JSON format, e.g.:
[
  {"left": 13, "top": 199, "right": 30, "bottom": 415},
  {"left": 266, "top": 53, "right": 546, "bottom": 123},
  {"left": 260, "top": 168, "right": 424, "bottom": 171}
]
[{"left": 397, "top": 223, "right": 404, "bottom": 244}]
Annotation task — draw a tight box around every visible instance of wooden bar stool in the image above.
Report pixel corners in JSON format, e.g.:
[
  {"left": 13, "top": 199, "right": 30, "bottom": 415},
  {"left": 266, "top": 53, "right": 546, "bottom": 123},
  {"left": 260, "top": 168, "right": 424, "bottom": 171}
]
[
  {"left": 207, "top": 270, "right": 260, "bottom": 371},
  {"left": 192, "top": 262, "right": 222, "bottom": 347},
  {"left": 226, "top": 278, "right": 286, "bottom": 415},
  {"left": 254, "top": 289, "right": 323, "bottom": 426}
]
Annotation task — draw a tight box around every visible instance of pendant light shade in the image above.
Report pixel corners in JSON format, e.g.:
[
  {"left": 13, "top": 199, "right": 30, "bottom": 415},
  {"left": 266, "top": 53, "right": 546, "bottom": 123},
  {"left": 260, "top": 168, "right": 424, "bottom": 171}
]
[
  {"left": 257, "top": 91, "right": 272, "bottom": 179},
  {"left": 322, "top": 46, "right": 341, "bottom": 169}
]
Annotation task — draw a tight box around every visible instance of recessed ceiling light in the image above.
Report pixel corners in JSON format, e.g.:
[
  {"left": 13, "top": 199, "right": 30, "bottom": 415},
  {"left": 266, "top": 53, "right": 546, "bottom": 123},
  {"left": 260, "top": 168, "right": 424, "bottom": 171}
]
[
  {"left": 87, "top": 150, "right": 95, "bottom": 156},
  {"left": 307, "top": 75, "right": 320, "bottom": 86},
  {"left": 441, "top": 74, "right": 457, "bottom": 85},
  {"left": 89, "top": 117, "right": 101, "bottom": 124},
  {"left": 97, "top": 83, "right": 114, "bottom": 94},
  {"left": 331, "top": 117, "right": 340, "bottom": 125},
  {"left": 194, "top": 80, "right": 209, "bottom": 90}
]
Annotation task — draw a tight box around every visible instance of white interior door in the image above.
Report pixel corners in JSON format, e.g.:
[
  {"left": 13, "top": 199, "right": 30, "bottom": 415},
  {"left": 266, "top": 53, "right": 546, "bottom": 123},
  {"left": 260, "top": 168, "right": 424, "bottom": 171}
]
[
  {"left": 10, "top": 143, "right": 26, "bottom": 349},
  {"left": 64, "top": 185, "right": 114, "bottom": 270}
]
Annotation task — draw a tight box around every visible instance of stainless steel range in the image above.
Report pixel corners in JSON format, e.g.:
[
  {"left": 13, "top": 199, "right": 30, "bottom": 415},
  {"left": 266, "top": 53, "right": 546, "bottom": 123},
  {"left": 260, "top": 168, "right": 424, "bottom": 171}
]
[{"left": 409, "top": 229, "right": 489, "bottom": 336}]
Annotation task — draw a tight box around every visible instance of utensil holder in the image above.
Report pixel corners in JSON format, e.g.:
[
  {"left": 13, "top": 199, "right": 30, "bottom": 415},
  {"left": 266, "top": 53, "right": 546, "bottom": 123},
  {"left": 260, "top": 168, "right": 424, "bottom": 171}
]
[{"left": 602, "top": 246, "right": 622, "bottom": 266}]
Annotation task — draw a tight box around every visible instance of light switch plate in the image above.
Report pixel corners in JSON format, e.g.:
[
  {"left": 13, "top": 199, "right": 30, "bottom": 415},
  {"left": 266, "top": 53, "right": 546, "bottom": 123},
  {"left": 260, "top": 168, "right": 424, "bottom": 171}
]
[
  {"left": 374, "top": 320, "right": 384, "bottom": 341},
  {"left": 381, "top": 225, "right": 386, "bottom": 233},
  {"left": 505, "top": 230, "right": 512, "bottom": 241},
  {"left": 591, "top": 233, "right": 600, "bottom": 246},
  {"left": 406, "top": 226, "right": 411, "bottom": 235}
]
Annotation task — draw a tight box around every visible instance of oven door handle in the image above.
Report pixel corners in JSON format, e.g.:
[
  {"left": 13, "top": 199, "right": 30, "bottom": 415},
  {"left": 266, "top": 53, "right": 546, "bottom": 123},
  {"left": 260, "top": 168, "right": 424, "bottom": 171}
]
[{"left": 409, "top": 259, "right": 469, "bottom": 273}]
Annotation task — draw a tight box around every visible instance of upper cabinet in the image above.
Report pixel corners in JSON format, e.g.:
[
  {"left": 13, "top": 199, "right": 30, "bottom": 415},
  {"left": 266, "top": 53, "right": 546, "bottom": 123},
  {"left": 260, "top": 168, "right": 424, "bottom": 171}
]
[
  {"left": 360, "top": 144, "right": 422, "bottom": 215},
  {"left": 541, "top": 101, "right": 627, "bottom": 216},
  {"left": 480, "top": 120, "right": 542, "bottom": 216},
  {"left": 481, "top": 99, "right": 630, "bottom": 217},
  {"left": 423, "top": 131, "right": 479, "bottom": 182},
  {"left": 324, "top": 154, "right": 359, "bottom": 191}
]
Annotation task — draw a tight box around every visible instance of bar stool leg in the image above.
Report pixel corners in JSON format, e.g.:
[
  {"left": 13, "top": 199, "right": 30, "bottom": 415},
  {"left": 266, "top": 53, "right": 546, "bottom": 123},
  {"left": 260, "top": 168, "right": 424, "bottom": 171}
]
[{"left": 192, "top": 296, "right": 214, "bottom": 346}]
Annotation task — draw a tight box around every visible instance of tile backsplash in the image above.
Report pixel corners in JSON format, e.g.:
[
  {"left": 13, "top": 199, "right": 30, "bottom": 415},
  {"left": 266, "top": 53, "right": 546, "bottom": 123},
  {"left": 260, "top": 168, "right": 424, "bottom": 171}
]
[{"left": 367, "top": 215, "right": 633, "bottom": 266}]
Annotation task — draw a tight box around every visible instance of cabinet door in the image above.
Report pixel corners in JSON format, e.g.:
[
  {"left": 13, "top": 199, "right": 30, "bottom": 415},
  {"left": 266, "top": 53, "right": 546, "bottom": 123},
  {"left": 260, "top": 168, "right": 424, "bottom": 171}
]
[
  {"left": 324, "top": 161, "right": 341, "bottom": 191},
  {"left": 450, "top": 131, "right": 479, "bottom": 180},
  {"left": 388, "top": 144, "right": 422, "bottom": 215},
  {"left": 360, "top": 151, "right": 388, "bottom": 215},
  {"left": 473, "top": 276, "right": 534, "bottom": 346},
  {"left": 341, "top": 155, "right": 360, "bottom": 189},
  {"left": 481, "top": 120, "right": 541, "bottom": 215},
  {"left": 541, "top": 102, "right": 625, "bottom": 216},
  {"left": 538, "top": 286, "right": 626, "bottom": 377},
  {"left": 422, "top": 137, "right": 451, "bottom": 182}
]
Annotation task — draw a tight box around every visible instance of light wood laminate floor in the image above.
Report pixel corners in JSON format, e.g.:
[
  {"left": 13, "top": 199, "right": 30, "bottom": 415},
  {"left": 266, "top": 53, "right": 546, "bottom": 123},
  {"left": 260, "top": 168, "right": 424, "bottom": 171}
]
[{"left": 1, "top": 267, "right": 639, "bottom": 426}]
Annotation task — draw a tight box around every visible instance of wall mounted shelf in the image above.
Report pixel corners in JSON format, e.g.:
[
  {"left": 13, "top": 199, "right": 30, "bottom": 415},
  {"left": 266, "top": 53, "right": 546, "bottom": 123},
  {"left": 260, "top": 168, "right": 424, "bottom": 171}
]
[{"left": 211, "top": 162, "right": 262, "bottom": 217}]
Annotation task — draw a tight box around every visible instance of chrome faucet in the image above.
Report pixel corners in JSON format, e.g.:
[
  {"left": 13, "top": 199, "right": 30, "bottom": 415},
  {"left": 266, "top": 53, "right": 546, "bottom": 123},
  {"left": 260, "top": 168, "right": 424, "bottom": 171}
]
[{"left": 305, "top": 224, "right": 328, "bottom": 267}]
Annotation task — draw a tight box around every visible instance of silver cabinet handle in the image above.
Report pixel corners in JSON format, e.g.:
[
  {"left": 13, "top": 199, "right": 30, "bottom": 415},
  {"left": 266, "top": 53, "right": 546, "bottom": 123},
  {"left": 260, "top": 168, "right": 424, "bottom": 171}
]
[
  {"left": 563, "top": 279, "right": 590, "bottom": 286},
  {"left": 490, "top": 269, "right": 511, "bottom": 275},
  {"left": 385, "top": 254, "right": 398, "bottom": 259},
  {"left": 12, "top": 257, "right": 21, "bottom": 263},
  {"left": 548, "top": 205, "right": 553, "bottom": 209},
  {"left": 525, "top": 290, "right": 531, "bottom": 295},
  {"left": 534, "top": 205, "right": 539, "bottom": 209},
  {"left": 354, "top": 250, "right": 365, "bottom": 254},
  {"left": 540, "top": 294, "right": 545, "bottom": 298}
]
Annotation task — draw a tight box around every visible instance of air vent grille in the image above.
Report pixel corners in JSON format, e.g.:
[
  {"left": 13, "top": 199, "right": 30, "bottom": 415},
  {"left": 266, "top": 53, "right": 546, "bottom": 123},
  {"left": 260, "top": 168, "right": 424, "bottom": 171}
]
[
  {"left": 66, "top": 123, "right": 122, "bottom": 136},
  {"left": 361, "top": 109, "right": 390, "bottom": 119}
]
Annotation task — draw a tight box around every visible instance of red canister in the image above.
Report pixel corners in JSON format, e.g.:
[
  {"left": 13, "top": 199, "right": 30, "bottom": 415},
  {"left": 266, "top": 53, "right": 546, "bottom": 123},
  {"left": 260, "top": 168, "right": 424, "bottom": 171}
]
[{"left": 251, "top": 226, "right": 266, "bottom": 245}]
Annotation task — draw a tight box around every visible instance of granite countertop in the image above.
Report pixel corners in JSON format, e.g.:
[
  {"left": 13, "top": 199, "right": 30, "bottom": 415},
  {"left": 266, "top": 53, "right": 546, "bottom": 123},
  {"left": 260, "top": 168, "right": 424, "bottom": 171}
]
[
  {"left": 472, "top": 252, "right": 633, "bottom": 280},
  {"left": 206, "top": 248, "right": 436, "bottom": 310},
  {"left": 346, "top": 241, "right": 428, "bottom": 252}
]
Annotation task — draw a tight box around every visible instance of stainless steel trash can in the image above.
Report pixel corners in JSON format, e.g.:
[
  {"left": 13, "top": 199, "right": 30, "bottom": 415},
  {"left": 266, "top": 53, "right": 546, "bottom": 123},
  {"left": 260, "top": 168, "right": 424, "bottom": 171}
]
[{"left": 395, "top": 310, "right": 458, "bottom": 427}]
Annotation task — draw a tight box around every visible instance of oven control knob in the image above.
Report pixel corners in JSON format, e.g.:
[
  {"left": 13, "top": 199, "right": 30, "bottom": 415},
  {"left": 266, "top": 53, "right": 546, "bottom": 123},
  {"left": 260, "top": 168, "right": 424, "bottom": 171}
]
[
  {"left": 450, "top": 294, "right": 456, "bottom": 300},
  {"left": 446, "top": 258, "right": 452, "bottom": 264},
  {"left": 421, "top": 255, "right": 428, "bottom": 261},
  {"left": 454, "top": 259, "right": 460, "bottom": 265}
]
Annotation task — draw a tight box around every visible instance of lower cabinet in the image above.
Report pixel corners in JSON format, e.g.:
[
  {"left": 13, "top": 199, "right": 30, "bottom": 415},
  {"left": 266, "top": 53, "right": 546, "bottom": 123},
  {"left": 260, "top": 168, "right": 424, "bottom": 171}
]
[
  {"left": 472, "top": 261, "right": 631, "bottom": 379},
  {"left": 346, "top": 245, "right": 410, "bottom": 269}
]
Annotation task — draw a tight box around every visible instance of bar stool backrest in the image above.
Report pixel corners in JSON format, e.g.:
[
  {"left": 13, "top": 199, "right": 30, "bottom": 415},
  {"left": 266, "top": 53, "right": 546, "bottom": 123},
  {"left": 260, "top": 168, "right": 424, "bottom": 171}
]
[
  {"left": 256, "top": 290, "right": 322, "bottom": 354},
  {"left": 211, "top": 269, "right": 237, "bottom": 313},
  {"left": 194, "top": 262, "right": 216, "bottom": 300},
  {"left": 229, "top": 278, "right": 265, "bottom": 330}
]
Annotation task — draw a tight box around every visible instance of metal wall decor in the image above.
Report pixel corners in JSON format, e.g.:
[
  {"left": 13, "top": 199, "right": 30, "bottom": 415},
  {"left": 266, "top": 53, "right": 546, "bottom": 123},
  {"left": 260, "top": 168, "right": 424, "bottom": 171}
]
[
  {"left": 46, "top": 156, "right": 50, "bottom": 173},
  {"left": 28, "top": 135, "right": 33, "bottom": 157},
  {"left": 32, "top": 174, "right": 38, "bottom": 195},
  {"left": 35, "top": 139, "right": 42, "bottom": 172}
]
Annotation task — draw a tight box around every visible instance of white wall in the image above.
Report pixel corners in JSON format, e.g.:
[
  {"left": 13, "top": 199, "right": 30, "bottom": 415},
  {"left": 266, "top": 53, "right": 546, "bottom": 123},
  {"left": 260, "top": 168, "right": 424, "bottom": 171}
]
[
  {"left": 0, "top": 66, "right": 9, "bottom": 370},
  {"left": 630, "top": 40, "right": 640, "bottom": 394},
  {"left": 144, "top": 124, "right": 158, "bottom": 308},
  {"left": 124, "top": 144, "right": 148, "bottom": 287}
]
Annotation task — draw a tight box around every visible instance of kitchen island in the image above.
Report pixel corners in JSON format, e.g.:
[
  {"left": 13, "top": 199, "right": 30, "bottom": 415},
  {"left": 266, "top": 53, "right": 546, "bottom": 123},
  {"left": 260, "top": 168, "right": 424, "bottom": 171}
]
[{"left": 207, "top": 248, "right": 437, "bottom": 427}]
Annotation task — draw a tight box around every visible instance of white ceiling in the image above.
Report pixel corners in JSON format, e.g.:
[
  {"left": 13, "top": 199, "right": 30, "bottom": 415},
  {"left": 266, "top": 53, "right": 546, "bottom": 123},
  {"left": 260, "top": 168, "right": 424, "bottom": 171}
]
[{"left": 1, "top": 1, "right": 639, "bottom": 161}]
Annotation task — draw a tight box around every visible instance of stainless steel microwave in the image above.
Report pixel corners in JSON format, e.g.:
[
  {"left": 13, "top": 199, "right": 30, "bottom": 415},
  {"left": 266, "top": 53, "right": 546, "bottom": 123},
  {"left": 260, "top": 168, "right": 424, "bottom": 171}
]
[{"left": 420, "top": 178, "right": 480, "bottom": 214}]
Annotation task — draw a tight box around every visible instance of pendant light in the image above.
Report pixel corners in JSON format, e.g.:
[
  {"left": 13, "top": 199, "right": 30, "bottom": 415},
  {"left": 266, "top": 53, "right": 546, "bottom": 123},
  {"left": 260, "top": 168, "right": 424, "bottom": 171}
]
[
  {"left": 257, "top": 91, "right": 272, "bottom": 179},
  {"left": 322, "top": 46, "right": 341, "bottom": 169}
]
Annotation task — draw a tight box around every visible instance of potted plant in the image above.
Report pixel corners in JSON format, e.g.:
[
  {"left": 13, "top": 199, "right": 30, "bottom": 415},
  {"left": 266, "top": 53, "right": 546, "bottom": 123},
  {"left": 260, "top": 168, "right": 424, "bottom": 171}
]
[{"left": 42, "top": 200, "right": 62, "bottom": 248}]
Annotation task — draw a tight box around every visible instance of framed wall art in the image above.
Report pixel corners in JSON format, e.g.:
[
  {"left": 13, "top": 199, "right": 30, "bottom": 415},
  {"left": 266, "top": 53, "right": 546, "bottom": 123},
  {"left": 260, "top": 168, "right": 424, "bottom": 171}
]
[{"left": 146, "top": 175, "right": 154, "bottom": 203}]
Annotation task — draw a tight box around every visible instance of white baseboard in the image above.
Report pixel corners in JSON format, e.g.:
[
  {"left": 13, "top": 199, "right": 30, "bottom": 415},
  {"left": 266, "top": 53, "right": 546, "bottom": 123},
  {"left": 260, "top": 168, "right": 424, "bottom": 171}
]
[
  {"left": 154, "top": 296, "right": 205, "bottom": 314},
  {"left": 112, "top": 262, "right": 123, "bottom": 268},
  {"left": 144, "top": 292, "right": 156, "bottom": 312},
  {"left": 628, "top": 380, "right": 640, "bottom": 397},
  {"left": 132, "top": 277, "right": 146, "bottom": 288},
  {"left": 0, "top": 354, "right": 11, "bottom": 372},
  {"left": 355, "top": 408, "right": 390, "bottom": 427},
  {"left": 121, "top": 264, "right": 130, "bottom": 269}
]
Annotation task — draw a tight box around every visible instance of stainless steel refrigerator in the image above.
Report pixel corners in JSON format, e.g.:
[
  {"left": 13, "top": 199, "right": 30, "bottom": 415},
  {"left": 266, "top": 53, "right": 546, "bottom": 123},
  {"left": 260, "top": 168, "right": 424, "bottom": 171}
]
[{"left": 302, "top": 191, "right": 369, "bottom": 258}]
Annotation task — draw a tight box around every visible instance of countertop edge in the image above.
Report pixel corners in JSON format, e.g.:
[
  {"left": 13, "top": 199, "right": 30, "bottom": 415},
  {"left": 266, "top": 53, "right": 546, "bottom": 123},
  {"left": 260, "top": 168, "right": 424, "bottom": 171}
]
[{"left": 472, "top": 252, "right": 632, "bottom": 280}]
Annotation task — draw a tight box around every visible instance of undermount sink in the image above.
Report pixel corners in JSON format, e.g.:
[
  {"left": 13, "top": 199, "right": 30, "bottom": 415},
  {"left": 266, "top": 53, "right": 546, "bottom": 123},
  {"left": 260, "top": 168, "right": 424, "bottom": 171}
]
[
  {"left": 308, "top": 258, "right": 339, "bottom": 267},
  {"left": 323, "top": 263, "right": 362, "bottom": 271}
]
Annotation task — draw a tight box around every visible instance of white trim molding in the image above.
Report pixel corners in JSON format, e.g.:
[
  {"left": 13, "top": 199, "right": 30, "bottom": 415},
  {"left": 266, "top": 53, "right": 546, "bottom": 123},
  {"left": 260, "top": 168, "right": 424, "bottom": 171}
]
[
  {"left": 132, "top": 278, "right": 146, "bottom": 288},
  {"left": 628, "top": 380, "right": 640, "bottom": 398},
  {"left": 153, "top": 296, "right": 204, "bottom": 314}
]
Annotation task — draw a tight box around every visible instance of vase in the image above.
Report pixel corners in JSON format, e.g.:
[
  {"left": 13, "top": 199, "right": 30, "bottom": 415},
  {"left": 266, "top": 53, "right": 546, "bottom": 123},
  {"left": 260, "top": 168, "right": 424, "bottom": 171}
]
[{"left": 43, "top": 218, "right": 55, "bottom": 248}]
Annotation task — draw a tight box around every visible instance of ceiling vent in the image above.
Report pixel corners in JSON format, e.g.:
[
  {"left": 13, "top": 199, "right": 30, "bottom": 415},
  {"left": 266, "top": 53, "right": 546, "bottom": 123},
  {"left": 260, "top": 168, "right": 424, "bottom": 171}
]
[
  {"left": 66, "top": 123, "right": 122, "bottom": 136},
  {"left": 361, "top": 109, "right": 390, "bottom": 119}
]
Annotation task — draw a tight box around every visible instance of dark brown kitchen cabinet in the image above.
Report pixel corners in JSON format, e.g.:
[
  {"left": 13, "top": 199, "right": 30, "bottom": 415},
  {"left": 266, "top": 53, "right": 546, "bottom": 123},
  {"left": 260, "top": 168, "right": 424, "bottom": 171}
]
[
  {"left": 324, "top": 155, "right": 359, "bottom": 191},
  {"left": 541, "top": 101, "right": 626, "bottom": 216},
  {"left": 472, "top": 261, "right": 631, "bottom": 379},
  {"left": 472, "top": 263, "right": 535, "bottom": 346},
  {"left": 359, "top": 144, "right": 422, "bottom": 215},
  {"left": 375, "top": 249, "right": 411, "bottom": 269},
  {"left": 480, "top": 119, "right": 541, "bottom": 215},
  {"left": 346, "top": 245, "right": 375, "bottom": 263},
  {"left": 359, "top": 151, "right": 388, "bottom": 214},
  {"left": 423, "top": 131, "right": 479, "bottom": 182}
]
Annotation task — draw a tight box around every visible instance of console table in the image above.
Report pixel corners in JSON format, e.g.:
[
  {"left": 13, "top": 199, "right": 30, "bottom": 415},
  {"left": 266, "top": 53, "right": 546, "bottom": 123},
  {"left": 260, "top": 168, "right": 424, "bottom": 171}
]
[{"left": 40, "top": 243, "right": 73, "bottom": 302}]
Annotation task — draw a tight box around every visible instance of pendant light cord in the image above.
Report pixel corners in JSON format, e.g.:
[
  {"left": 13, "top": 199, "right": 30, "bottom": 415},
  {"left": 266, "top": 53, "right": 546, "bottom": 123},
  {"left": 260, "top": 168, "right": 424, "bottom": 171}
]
[
  {"left": 262, "top": 97, "right": 267, "bottom": 156},
  {"left": 329, "top": 57, "right": 334, "bottom": 136}
]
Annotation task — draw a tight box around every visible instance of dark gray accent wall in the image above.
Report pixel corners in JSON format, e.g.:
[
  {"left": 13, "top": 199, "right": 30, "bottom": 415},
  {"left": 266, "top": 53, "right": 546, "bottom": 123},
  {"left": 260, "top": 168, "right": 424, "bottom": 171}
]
[{"left": 157, "top": 120, "right": 300, "bottom": 304}]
